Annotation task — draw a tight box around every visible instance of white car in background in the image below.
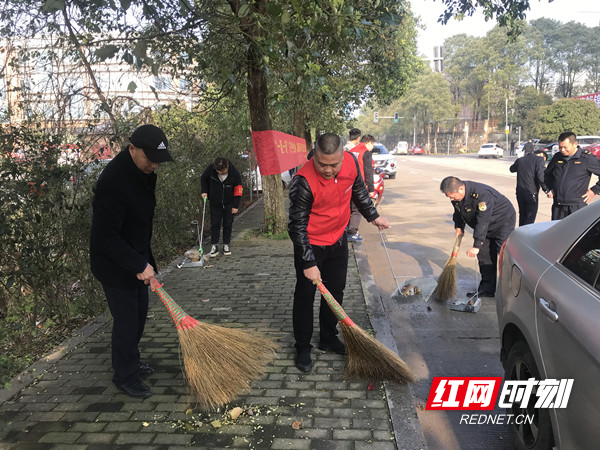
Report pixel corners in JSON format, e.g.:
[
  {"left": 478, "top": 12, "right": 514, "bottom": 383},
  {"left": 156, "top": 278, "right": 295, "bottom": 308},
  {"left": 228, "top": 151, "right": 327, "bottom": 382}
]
[
  {"left": 393, "top": 141, "right": 409, "bottom": 155},
  {"left": 372, "top": 143, "right": 397, "bottom": 179},
  {"left": 478, "top": 143, "right": 504, "bottom": 158}
]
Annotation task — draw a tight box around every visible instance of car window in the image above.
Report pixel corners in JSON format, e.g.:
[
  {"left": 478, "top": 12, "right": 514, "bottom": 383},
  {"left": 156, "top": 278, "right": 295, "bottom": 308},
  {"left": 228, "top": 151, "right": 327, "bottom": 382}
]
[
  {"left": 373, "top": 145, "right": 388, "bottom": 154},
  {"left": 561, "top": 221, "right": 600, "bottom": 290}
]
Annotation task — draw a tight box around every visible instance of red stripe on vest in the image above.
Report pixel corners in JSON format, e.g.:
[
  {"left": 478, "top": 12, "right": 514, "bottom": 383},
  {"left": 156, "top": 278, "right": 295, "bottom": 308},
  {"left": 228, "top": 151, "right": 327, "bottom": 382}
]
[{"left": 297, "top": 152, "right": 358, "bottom": 246}]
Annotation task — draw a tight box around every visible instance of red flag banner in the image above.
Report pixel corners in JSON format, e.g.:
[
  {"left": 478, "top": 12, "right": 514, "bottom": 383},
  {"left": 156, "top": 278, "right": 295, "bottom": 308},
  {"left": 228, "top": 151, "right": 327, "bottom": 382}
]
[
  {"left": 574, "top": 93, "right": 600, "bottom": 108},
  {"left": 251, "top": 130, "right": 308, "bottom": 176}
]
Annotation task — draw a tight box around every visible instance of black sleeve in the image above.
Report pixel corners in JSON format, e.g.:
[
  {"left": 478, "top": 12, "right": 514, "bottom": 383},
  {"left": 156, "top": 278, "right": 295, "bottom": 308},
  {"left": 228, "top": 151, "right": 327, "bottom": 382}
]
[
  {"left": 363, "top": 151, "right": 374, "bottom": 191},
  {"left": 452, "top": 203, "right": 465, "bottom": 231},
  {"left": 232, "top": 168, "right": 242, "bottom": 209},
  {"left": 535, "top": 158, "right": 549, "bottom": 193},
  {"left": 586, "top": 154, "right": 600, "bottom": 194},
  {"left": 544, "top": 155, "right": 558, "bottom": 191},
  {"left": 288, "top": 175, "right": 317, "bottom": 269},
  {"left": 471, "top": 191, "right": 496, "bottom": 248},
  {"left": 509, "top": 159, "right": 518, "bottom": 173}
]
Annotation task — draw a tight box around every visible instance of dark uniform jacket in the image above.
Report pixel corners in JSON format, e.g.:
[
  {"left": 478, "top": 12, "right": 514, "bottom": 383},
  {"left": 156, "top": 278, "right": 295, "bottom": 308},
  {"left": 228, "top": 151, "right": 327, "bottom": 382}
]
[
  {"left": 200, "top": 161, "right": 243, "bottom": 209},
  {"left": 452, "top": 181, "right": 515, "bottom": 248},
  {"left": 544, "top": 147, "right": 600, "bottom": 206},
  {"left": 289, "top": 152, "right": 378, "bottom": 269},
  {"left": 90, "top": 148, "right": 157, "bottom": 289},
  {"left": 509, "top": 152, "right": 549, "bottom": 195}
]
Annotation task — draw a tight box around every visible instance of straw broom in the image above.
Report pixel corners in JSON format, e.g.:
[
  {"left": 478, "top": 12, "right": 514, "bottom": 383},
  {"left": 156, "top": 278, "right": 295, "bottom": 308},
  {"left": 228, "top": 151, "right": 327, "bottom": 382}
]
[
  {"left": 431, "top": 234, "right": 463, "bottom": 301},
  {"left": 151, "top": 278, "right": 278, "bottom": 410},
  {"left": 316, "top": 282, "right": 415, "bottom": 383}
]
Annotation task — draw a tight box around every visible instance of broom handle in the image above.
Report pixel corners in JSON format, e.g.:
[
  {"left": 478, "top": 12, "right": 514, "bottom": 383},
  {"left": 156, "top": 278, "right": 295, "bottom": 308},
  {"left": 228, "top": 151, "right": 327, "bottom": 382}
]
[
  {"left": 451, "top": 234, "right": 463, "bottom": 259},
  {"left": 150, "top": 278, "right": 199, "bottom": 330},
  {"left": 316, "top": 282, "right": 356, "bottom": 327}
]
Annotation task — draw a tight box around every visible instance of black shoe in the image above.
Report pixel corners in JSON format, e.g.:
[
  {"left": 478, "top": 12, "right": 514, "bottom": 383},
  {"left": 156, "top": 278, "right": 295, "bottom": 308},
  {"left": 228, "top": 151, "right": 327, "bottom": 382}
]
[
  {"left": 467, "top": 291, "right": 495, "bottom": 298},
  {"left": 318, "top": 338, "right": 346, "bottom": 355},
  {"left": 139, "top": 363, "right": 154, "bottom": 376},
  {"left": 115, "top": 380, "right": 153, "bottom": 398},
  {"left": 295, "top": 350, "right": 313, "bottom": 373}
]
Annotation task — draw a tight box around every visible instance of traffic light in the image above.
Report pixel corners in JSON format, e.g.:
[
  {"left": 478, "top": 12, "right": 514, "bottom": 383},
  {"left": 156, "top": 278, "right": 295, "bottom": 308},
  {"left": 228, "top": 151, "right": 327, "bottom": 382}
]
[
  {"left": 394, "top": 112, "right": 399, "bottom": 123},
  {"left": 374, "top": 111, "right": 379, "bottom": 123}
]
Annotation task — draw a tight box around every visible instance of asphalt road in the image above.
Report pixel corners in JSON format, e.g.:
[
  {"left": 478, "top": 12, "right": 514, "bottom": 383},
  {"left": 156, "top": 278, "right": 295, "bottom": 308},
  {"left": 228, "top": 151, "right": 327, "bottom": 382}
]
[{"left": 359, "top": 154, "right": 555, "bottom": 449}]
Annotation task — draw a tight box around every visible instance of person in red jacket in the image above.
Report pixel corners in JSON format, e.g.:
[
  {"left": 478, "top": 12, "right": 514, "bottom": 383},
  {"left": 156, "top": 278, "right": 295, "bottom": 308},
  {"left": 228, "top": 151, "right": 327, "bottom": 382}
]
[
  {"left": 288, "top": 133, "right": 390, "bottom": 372},
  {"left": 347, "top": 134, "right": 375, "bottom": 241}
]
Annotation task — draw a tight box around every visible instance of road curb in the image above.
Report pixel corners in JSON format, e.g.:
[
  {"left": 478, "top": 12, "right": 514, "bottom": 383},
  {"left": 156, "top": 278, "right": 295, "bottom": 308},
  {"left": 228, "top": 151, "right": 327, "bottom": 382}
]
[{"left": 352, "top": 240, "right": 427, "bottom": 450}]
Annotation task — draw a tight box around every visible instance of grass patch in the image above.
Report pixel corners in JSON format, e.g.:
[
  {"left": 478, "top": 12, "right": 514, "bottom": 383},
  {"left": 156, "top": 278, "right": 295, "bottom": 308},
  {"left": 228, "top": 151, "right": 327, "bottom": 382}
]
[{"left": 243, "top": 228, "right": 289, "bottom": 240}]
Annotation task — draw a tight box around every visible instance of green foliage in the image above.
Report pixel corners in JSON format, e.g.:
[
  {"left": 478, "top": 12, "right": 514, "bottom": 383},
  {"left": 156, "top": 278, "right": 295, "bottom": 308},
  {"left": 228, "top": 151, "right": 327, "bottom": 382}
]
[
  {"left": 529, "top": 99, "right": 600, "bottom": 140},
  {"left": 0, "top": 127, "right": 105, "bottom": 386}
]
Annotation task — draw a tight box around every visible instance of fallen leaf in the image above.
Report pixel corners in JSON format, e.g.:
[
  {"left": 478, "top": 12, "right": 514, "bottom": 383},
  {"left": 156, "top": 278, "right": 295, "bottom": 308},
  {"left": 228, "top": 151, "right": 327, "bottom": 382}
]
[
  {"left": 291, "top": 420, "right": 302, "bottom": 430},
  {"left": 230, "top": 407, "right": 243, "bottom": 420},
  {"left": 185, "top": 408, "right": 193, "bottom": 415},
  {"left": 367, "top": 382, "right": 375, "bottom": 391},
  {"left": 202, "top": 299, "right": 210, "bottom": 303},
  {"left": 211, "top": 420, "right": 222, "bottom": 428},
  {"left": 142, "top": 422, "right": 149, "bottom": 427}
]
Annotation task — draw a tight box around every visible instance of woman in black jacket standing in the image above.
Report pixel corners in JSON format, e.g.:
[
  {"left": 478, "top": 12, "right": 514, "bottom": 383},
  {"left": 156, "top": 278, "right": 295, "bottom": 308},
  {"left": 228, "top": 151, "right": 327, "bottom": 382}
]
[{"left": 200, "top": 157, "right": 243, "bottom": 257}]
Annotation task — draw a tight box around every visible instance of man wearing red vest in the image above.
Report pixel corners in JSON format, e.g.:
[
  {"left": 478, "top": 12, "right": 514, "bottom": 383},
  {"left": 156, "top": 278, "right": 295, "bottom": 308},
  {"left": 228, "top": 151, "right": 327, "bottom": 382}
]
[
  {"left": 288, "top": 133, "right": 390, "bottom": 372},
  {"left": 347, "top": 134, "right": 375, "bottom": 241}
]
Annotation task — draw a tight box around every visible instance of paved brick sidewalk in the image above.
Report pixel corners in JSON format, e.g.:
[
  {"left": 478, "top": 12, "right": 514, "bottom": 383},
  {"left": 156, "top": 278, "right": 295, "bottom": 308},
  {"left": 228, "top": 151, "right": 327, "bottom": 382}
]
[{"left": 0, "top": 198, "right": 404, "bottom": 449}]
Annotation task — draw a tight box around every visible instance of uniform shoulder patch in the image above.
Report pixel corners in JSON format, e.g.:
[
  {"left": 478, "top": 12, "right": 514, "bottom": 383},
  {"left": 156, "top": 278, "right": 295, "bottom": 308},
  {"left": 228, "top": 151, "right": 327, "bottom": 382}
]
[{"left": 478, "top": 201, "right": 487, "bottom": 212}]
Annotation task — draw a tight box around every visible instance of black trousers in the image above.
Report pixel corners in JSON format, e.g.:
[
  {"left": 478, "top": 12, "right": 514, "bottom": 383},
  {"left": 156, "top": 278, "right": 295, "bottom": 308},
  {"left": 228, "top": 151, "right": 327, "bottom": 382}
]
[
  {"left": 516, "top": 190, "right": 539, "bottom": 226},
  {"left": 347, "top": 201, "right": 362, "bottom": 235},
  {"left": 551, "top": 203, "right": 585, "bottom": 220},
  {"left": 293, "top": 234, "right": 348, "bottom": 351},
  {"left": 103, "top": 284, "right": 149, "bottom": 385},
  {"left": 210, "top": 203, "right": 234, "bottom": 245}
]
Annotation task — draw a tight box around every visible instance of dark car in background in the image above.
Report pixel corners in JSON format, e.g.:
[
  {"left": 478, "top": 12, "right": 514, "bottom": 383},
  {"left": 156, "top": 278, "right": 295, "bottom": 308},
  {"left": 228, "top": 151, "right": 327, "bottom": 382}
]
[{"left": 496, "top": 201, "right": 600, "bottom": 449}]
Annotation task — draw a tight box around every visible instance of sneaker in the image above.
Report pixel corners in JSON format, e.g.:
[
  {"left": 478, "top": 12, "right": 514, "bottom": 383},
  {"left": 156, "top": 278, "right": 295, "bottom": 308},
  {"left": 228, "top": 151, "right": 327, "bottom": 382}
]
[
  {"left": 223, "top": 244, "right": 231, "bottom": 256},
  {"left": 318, "top": 337, "right": 346, "bottom": 355},
  {"left": 115, "top": 380, "right": 152, "bottom": 398},
  {"left": 295, "top": 349, "right": 313, "bottom": 373},
  {"left": 207, "top": 245, "right": 219, "bottom": 257},
  {"left": 347, "top": 233, "right": 363, "bottom": 242}
]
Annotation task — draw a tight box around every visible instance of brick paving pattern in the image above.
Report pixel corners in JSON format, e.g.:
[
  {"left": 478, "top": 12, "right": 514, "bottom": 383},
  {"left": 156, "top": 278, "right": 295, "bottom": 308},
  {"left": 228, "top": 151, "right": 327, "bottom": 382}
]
[{"left": 0, "top": 199, "right": 398, "bottom": 449}]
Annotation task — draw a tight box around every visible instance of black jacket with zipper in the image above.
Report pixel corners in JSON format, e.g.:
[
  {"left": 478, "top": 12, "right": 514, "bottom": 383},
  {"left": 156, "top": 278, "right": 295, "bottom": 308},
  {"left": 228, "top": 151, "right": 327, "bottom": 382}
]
[
  {"left": 200, "top": 161, "right": 242, "bottom": 209},
  {"left": 544, "top": 147, "right": 600, "bottom": 206}
]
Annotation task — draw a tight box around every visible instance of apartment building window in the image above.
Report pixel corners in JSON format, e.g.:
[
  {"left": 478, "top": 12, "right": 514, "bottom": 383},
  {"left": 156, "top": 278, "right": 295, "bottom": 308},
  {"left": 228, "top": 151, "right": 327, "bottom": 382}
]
[{"left": 154, "top": 76, "right": 171, "bottom": 90}]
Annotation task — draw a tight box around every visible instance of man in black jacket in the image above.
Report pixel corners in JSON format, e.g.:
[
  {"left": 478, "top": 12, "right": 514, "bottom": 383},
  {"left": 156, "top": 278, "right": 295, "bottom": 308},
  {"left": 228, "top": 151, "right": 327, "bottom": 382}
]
[
  {"left": 441, "top": 176, "right": 515, "bottom": 298},
  {"left": 544, "top": 131, "right": 600, "bottom": 220},
  {"left": 90, "top": 124, "right": 173, "bottom": 398},
  {"left": 288, "top": 133, "right": 390, "bottom": 372},
  {"left": 509, "top": 148, "right": 550, "bottom": 225},
  {"left": 201, "top": 157, "right": 243, "bottom": 257}
]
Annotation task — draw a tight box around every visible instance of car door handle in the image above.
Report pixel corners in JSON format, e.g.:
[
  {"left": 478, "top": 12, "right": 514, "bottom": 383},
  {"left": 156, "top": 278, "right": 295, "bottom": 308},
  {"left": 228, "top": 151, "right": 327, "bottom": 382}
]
[{"left": 539, "top": 297, "right": 558, "bottom": 322}]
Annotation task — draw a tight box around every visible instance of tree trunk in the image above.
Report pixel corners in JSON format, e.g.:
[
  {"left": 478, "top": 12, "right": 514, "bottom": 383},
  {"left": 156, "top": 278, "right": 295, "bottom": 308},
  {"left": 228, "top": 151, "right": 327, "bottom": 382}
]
[{"left": 245, "top": 33, "right": 286, "bottom": 234}]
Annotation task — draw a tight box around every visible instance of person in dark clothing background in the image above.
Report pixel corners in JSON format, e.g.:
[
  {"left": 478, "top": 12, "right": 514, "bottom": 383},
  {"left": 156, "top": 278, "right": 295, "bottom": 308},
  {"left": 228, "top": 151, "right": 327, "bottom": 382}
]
[
  {"left": 288, "top": 133, "right": 390, "bottom": 373},
  {"left": 201, "top": 157, "right": 243, "bottom": 257},
  {"left": 544, "top": 131, "right": 600, "bottom": 220},
  {"left": 346, "top": 134, "right": 375, "bottom": 242},
  {"left": 522, "top": 139, "right": 534, "bottom": 155},
  {"left": 440, "top": 176, "right": 515, "bottom": 298},
  {"left": 90, "top": 124, "right": 173, "bottom": 398},
  {"left": 510, "top": 147, "right": 550, "bottom": 225}
]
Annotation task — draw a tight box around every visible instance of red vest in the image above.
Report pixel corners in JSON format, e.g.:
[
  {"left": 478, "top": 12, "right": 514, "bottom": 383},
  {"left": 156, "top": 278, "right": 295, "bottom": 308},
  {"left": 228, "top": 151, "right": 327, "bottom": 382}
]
[
  {"left": 349, "top": 142, "right": 368, "bottom": 183},
  {"left": 297, "top": 152, "right": 358, "bottom": 246}
]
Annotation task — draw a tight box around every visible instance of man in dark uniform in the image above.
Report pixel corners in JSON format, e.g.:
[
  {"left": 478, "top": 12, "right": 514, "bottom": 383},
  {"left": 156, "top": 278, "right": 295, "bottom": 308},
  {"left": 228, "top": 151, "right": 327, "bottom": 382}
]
[
  {"left": 440, "top": 176, "right": 516, "bottom": 297},
  {"left": 288, "top": 133, "right": 390, "bottom": 372},
  {"left": 509, "top": 147, "right": 550, "bottom": 225},
  {"left": 90, "top": 124, "right": 173, "bottom": 398},
  {"left": 522, "top": 139, "right": 534, "bottom": 155},
  {"left": 544, "top": 131, "right": 600, "bottom": 220}
]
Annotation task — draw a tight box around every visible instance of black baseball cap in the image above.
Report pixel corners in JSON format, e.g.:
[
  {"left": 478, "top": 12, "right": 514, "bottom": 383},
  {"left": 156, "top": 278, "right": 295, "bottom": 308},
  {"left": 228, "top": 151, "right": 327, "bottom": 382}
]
[{"left": 129, "top": 124, "right": 173, "bottom": 163}]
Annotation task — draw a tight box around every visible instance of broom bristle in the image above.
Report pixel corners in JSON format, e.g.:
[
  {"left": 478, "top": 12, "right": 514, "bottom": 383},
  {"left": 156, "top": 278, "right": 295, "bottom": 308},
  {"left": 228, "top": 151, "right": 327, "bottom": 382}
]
[
  {"left": 340, "top": 323, "right": 416, "bottom": 383},
  {"left": 431, "top": 258, "right": 458, "bottom": 301},
  {"left": 177, "top": 323, "right": 278, "bottom": 410}
]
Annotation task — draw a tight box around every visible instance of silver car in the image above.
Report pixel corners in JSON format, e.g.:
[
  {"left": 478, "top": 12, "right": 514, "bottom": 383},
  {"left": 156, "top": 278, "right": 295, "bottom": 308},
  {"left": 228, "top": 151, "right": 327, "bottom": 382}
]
[
  {"left": 497, "top": 200, "right": 600, "bottom": 449},
  {"left": 371, "top": 143, "right": 397, "bottom": 179}
]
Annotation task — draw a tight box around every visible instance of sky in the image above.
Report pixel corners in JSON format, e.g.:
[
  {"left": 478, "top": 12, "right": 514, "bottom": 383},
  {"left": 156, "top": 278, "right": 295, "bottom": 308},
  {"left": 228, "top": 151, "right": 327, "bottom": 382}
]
[{"left": 410, "top": 0, "right": 600, "bottom": 60}]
